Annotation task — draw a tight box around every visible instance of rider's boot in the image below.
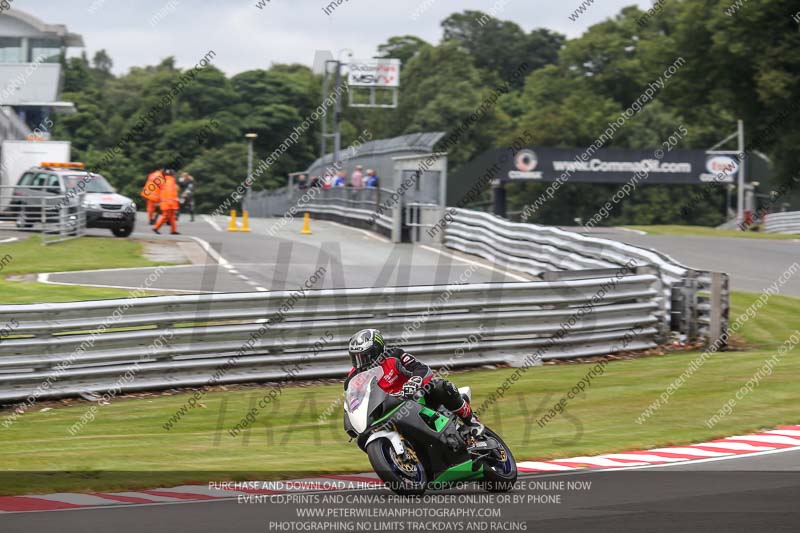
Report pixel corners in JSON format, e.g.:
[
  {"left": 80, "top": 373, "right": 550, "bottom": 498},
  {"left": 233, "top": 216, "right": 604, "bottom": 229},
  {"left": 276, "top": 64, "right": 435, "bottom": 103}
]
[{"left": 454, "top": 401, "right": 484, "bottom": 437}]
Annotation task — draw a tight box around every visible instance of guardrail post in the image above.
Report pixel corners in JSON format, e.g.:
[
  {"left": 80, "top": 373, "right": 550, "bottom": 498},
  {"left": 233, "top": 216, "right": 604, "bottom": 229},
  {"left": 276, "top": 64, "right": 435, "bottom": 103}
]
[
  {"left": 391, "top": 200, "right": 403, "bottom": 243},
  {"left": 636, "top": 265, "right": 668, "bottom": 342},
  {"left": 684, "top": 272, "right": 700, "bottom": 342},
  {"left": 708, "top": 272, "right": 729, "bottom": 350},
  {"left": 671, "top": 273, "right": 698, "bottom": 342}
]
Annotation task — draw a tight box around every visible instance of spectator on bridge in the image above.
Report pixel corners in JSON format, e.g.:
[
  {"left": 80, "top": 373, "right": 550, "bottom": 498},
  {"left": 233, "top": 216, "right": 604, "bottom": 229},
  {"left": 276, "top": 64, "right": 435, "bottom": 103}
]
[
  {"left": 334, "top": 170, "right": 347, "bottom": 187},
  {"left": 297, "top": 174, "right": 308, "bottom": 190},
  {"left": 141, "top": 169, "right": 164, "bottom": 225},
  {"left": 350, "top": 165, "right": 364, "bottom": 188},
  {"left": 178, "top": 172, "right": 195, "bottom": 222},
  {"left": 153, "top": 169, "right": 180, "bottom": 235},
  {"left": 365, "top": 169, "right": 379, "bottom": 188}
]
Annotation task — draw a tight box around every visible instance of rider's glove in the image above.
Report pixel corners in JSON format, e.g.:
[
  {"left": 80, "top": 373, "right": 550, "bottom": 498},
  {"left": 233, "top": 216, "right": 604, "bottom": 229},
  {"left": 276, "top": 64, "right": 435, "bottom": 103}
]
[{"left": 401, "top": 376, "right": 423, "bottom": 399}]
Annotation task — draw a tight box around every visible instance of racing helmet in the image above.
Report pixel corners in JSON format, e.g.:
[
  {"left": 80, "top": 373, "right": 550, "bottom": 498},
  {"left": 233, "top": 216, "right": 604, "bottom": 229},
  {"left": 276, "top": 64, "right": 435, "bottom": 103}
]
[{"left": 348, "top": 329, "right": 385, "bottom": 369}]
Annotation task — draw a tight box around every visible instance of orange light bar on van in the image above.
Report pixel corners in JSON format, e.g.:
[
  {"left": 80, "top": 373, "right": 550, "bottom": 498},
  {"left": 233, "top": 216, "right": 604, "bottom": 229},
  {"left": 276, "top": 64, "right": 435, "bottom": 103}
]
[{"left": 40, "top": 162, "right": 85, "bottom": 169}]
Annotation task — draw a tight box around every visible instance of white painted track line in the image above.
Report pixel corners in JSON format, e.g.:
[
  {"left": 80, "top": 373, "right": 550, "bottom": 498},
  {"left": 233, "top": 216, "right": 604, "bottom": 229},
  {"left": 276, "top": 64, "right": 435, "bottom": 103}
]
[
  {"left": 766, "top": 429, "right": 800, "bottom": 437},
  {"left": 614, "top": 227, "right": 648, "bottom": 235},
  {"left": 202, "top": 215, "right": 222, "bottom": 232},
  {"left": 554, "top": 457, "right": 650, "bottom": 467},
  {"left": 516, "top": 462, "right": 575, "bottom": 471},
  {"left": 601, "top": 453, "right": 686, "bottom": 463},
  {"left": 649, "top": 447, "right": 728, "bottom": 457},
  {"left": 725, "top": 434, "right": 800, "bottom": 445},
  {"left": 697, "top": 442, "right": 773, "bottom": 452},
  {"left": 35, "top": 272, "right": 214, "bottom": 293},
  {"left": 188, "top": 236, "right": 232, "bottom": 268}
]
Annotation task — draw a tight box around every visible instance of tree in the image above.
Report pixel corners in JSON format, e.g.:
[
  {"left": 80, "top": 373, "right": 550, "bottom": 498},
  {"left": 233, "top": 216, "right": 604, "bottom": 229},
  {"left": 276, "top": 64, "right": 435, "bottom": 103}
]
[
  {"left": 398, "top": 42, "right": 507, "bottom": 167},
  {"left": 92, "top": 50, "right": 113, "bottom": 74},
  {"left": 377, "top": 35, "right": 429, "bottom": 65},
  {"left": 182, "top": 143, "right": 248, "bottom": 213},
  {"left": 441, "top": 11, "right": 564, "bottom": 86},
  {"left": 61, "top": 54, "right": 95, "bottom": 94}
]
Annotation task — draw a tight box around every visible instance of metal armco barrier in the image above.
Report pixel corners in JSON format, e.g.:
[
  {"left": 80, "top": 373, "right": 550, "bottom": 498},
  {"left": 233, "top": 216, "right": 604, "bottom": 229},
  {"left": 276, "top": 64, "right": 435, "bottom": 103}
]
[
  {"left": 0, "top": 276, "right": 664, "bottom": 402},
  {"left": 0, "top": 185, "right": 86, "bottom": 244},
  {"left": 442, "top": 209, "right": 729, "bottom": 344},
  {"left": 764, "top": 211, "right": 800, "bottom": 234}
]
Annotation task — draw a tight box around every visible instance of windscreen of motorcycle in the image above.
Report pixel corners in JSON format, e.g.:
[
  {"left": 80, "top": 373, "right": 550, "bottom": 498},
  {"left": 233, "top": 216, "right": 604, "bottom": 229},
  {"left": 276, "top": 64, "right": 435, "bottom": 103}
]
[{"left": 344, "top": 366, "right": 384, "bottom": 434}]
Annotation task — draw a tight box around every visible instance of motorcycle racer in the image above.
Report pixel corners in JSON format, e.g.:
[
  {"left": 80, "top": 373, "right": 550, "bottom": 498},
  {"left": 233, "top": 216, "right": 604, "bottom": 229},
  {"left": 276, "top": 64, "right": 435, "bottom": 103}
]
[{"left": 344, "top": 328, "right": 484, "bottom": 435}]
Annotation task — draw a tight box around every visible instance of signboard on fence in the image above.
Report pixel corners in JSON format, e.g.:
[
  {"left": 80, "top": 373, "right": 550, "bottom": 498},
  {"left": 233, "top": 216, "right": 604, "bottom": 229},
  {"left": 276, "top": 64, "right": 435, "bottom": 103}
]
[
  {"left": 347, "top": 59, "right": 401, "bottom": 88},
  {"left": 467, "top": 146, "right": 738, "bottom": 185}
]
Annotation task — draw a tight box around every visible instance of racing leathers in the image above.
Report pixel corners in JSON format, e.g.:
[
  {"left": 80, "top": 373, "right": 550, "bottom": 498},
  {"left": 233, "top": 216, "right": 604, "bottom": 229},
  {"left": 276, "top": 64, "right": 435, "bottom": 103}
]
[{"left": 344, "top": 347, "right": 483, "bottom": 435}]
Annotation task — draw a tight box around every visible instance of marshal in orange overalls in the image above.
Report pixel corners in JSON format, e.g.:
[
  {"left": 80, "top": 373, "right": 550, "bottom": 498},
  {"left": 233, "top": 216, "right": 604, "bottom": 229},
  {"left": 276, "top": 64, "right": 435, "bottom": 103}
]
[
  {"left": 153, "top": 172, "right": 180, "bottom": 234},
  {"left": 141, "top": 170, "right": 164, "bottom": 224}
]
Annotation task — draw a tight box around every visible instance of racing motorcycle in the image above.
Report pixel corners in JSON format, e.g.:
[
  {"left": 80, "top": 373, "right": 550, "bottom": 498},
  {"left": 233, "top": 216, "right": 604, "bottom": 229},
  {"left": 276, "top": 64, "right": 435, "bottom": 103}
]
[{"left": 344, "top": 367, "right": 518, "bottom": 495}]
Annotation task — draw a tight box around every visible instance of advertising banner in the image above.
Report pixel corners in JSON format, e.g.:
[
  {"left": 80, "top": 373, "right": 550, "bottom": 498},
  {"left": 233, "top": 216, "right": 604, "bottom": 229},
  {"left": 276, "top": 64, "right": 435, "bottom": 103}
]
[
  {"left": 485, "top": 147, "right": 737, "bottom": 185},
  {"left": 347, "top": 58, "right": 401, "bottom": 88}
]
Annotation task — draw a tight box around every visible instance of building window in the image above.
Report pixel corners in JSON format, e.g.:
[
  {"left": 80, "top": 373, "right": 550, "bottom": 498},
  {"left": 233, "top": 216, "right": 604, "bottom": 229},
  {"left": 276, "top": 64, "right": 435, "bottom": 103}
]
[
  {"left": 0, "top": 37, "right": 23, "bottom": 63},
  {"left": 29, "top": 39, "right": 61, "bottom": 63}
]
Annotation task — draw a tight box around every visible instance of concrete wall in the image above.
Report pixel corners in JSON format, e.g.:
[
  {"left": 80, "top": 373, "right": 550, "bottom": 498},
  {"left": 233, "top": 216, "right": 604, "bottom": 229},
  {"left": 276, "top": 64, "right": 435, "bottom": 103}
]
[{"left": 0, "top": 63, "right": 61, "bottom": 104}]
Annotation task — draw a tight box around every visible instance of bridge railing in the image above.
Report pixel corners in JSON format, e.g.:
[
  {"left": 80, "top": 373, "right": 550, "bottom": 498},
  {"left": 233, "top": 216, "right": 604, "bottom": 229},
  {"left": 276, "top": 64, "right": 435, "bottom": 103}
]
[
  {"left": 299, "top": 186, "right": 399, "bottom": 238},
  {"left": 0, "top": 275, "right": 664, "bottom": 402}
]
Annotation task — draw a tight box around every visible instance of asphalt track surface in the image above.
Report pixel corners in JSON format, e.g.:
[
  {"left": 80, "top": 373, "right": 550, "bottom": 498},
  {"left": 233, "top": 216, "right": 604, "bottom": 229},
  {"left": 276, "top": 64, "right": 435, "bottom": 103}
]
[
  {"left": 43, "top": 213, "right": 529, "bottom": 293},
  {"left": 12, "top": 217, "right": 800, "bottom": 296},
  {"left": 583, "top": 228, "right": 800, "bottom": 296},
  {"left": 1, "top": 448, "right": 797, "bottom": 533}
]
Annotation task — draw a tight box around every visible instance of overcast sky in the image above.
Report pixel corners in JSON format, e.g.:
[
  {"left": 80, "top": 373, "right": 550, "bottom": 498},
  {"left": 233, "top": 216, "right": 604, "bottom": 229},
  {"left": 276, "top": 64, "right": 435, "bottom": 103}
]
[{"left": 21, "top": 0, "right": 651, "bottom": 75}]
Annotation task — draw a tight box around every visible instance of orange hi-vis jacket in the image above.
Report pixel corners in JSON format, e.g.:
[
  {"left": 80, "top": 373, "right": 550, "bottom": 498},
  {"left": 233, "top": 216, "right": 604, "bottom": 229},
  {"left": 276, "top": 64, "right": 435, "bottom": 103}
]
[
  {"left": 141, "top": 171, "right": 164, "bottom": 202},
  {"left": 159, "top": 175, "right": 180, "bottom": 210}
]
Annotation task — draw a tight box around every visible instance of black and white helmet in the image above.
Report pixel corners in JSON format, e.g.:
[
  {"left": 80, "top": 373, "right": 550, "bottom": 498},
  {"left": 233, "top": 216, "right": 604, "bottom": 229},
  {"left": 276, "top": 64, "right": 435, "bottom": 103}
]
[{"left": 348, "top": 329, "right": 385, "bottom": 369}]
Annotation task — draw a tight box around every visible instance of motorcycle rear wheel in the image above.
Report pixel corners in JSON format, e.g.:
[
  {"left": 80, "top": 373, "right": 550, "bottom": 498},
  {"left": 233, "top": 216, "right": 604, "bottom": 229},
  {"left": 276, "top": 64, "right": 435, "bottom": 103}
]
[{"left": 366, "top": 438, "right": 427, "bottom": 496}]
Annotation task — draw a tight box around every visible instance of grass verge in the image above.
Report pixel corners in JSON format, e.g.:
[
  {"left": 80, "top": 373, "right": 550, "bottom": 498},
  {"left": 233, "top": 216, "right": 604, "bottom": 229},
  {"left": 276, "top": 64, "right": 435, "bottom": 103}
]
[
  {"left": 0, "top": 234, "right": 164, "bottom": 275},
  {"left": 0, "top": 235, "right": 166, "bottom": 303},
  {"left": 0, "top": 293, "right": 797, "bottom": 496},
  {"left": 624, "top": 225, "right": 799, "bottom": 240}
]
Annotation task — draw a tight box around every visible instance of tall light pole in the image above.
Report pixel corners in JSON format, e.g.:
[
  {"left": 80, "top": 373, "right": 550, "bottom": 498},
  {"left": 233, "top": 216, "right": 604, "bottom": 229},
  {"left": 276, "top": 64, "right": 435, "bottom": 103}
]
[
  {"left": 707, "top": 119, "right": 746, "bottom": 226},
  {"left": 736, "top": 119, "right": 746, "bottom": 225},
  {"left": 245, "top": 133, "right": 257, "bottom": 206},
  {"left": 320, "top": 49, "right": 352, "bottom": 165}
]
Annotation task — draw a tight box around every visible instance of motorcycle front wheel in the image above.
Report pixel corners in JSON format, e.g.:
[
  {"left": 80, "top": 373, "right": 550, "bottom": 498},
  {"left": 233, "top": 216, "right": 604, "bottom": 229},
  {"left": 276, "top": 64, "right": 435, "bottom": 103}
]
[
  {"left": 366, "top": 438, "right": 427, "bottom": 496},
  {"left": 479, "top": 428, "right": 518, "bottom": 493}
]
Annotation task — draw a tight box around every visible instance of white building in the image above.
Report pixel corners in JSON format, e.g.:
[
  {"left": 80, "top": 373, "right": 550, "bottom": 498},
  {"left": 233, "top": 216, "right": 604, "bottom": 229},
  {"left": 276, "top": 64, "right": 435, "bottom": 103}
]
[{"left": 0, "top": 8, "right": 84, "bottom": 140}]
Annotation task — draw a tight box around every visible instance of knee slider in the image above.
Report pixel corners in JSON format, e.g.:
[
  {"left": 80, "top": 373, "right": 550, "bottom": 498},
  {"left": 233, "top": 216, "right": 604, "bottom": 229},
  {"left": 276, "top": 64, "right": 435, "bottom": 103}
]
[{"left": 442, "top": 380, "right": 459, "bottom": 398}]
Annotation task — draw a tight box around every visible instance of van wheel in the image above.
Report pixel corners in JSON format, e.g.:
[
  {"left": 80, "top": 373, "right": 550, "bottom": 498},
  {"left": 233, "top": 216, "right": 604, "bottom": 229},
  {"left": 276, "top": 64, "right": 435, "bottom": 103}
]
[{"left": 112, "top": 225, "right": 133, "bottom": 238}]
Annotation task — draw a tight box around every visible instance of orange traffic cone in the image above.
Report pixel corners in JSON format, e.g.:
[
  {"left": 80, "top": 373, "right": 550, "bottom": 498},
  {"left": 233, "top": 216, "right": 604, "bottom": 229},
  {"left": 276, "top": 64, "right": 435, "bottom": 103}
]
[{"left": 241, "top": 210, "right": 251, "bottom": 232}]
